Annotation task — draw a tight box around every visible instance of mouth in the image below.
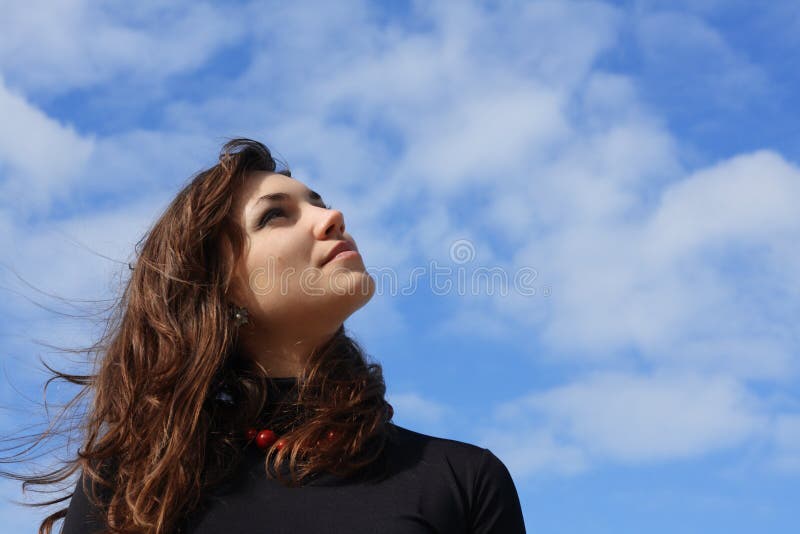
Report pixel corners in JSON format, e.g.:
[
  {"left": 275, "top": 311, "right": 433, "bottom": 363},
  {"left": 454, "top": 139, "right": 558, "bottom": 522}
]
[{"left": 321, "top": 241, "right": 359, "bottom": 267}]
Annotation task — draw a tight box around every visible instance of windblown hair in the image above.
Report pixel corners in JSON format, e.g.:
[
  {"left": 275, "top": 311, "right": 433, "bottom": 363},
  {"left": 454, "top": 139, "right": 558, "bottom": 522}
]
[{"left": 0, "top": 138, "right": 394, "bottom": 534}]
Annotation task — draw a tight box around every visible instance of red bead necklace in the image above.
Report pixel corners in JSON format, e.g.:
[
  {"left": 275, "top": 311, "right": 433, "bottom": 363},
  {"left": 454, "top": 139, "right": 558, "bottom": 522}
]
[{"left": 245, "top": 427, "right": 337, "bottom": 451}]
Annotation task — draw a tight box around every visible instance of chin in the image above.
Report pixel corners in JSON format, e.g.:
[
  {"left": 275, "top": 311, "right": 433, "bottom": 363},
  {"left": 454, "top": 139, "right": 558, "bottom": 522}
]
[
  {"left": 339, "top": 273, "right": 375, "bottom": 315},
  {"left": 357, "top": 274, "right": 376, "bottom": 306},
  {"left": 318, "top": 286, "right": 372, "bottom": 326},
  {"left": 326, "top": 270, "right": 374, "bottom": 298}
]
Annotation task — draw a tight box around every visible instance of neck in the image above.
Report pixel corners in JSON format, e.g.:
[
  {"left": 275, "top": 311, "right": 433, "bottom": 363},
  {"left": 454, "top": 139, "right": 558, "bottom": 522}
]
[{"left": 238, "top": 325, "right": 341, "bottom": 377}]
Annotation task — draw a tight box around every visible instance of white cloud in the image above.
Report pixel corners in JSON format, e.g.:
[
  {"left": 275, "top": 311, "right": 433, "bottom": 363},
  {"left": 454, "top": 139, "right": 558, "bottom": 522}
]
[
  {"left": 482, "top": 426, "right": 588, "bottom": 479},
  {"left": 387, "top": 391, "right": 451, "bottom": 428},
  {"left": 768, "top": 414, "right": 800, "bottom": 474},
  {"left": 0, "top": 0, "right": 797, "bottom": 495},
  {"left": 0, "top": 191, "right": 168, "bottom": 300},
  {"left": 394, "top": 83, "right": 571, "bottom": 195},
  {"left": 484, "top": 147, "right": 800, "bottom": 383},
  {"left": 0, "top": 77, "right": 94, "bottom": 212},
  {"left": 0, "top": 0, "right": 246, "bottom": 94},
  {"left": 647, "top": 150, "right": 800, "bottom": 260},
  {"left": 0, "top": 191, "right": 172, "bottom": 366},
  {"left": 489, "top": 371, "right": 767, "bottom": 472}
]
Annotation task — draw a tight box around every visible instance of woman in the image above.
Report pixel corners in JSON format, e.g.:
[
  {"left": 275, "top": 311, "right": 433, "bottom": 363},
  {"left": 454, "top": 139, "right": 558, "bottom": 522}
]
[{"left": 11, "top": 138, "right": 525, "bottom": 533}]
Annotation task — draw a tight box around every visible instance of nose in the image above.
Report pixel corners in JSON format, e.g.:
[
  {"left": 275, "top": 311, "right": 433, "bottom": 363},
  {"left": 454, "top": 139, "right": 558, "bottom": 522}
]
[{"left": 313, "top": 205, "right": 346, "bottom": 240}]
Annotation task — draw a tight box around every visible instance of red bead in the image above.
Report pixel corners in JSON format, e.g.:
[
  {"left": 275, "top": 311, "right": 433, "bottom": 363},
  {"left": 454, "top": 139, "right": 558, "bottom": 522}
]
[
  {"left": 255, "top": 429, "right": 278, "bottom": 449},
  {"left": 275, "top": 438, "right": 286, "bottom": 451},
  {"left": 325, "top": 430, "right": 336, "bottom": 441},
  {"left": 245, "top": 428, "right": 258, "bottom": 441}
]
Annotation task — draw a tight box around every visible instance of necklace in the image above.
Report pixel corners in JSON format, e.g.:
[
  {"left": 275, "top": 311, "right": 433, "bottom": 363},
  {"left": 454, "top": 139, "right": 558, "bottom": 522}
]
[{"left": 245, "top": 427, "right": 337, "bottom": 451}]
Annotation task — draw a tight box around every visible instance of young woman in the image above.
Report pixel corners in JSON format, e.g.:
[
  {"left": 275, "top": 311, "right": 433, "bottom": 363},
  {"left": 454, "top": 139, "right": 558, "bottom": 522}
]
[{"left": 10, "top": 138, "right": 525, "bottom": 533}]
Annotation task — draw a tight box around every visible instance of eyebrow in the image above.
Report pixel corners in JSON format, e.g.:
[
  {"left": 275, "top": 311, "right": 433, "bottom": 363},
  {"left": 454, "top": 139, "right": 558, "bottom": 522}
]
[
  {"left": 249, "top": 189, "right": 325, "bottom": 217},
  {"left": 254, "top": 189, "right": 322, "bottom": 205}
]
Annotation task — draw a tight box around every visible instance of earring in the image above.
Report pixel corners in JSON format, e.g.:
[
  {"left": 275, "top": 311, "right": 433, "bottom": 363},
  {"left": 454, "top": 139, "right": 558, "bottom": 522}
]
[{"left": 230, "top": 304, "right": 250, "bottom": 327}]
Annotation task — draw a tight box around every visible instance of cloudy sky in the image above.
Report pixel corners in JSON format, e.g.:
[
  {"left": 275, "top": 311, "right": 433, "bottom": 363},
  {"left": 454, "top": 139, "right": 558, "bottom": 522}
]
[{"left": 1, "top": 0, "right": 799, "bottom": 532}]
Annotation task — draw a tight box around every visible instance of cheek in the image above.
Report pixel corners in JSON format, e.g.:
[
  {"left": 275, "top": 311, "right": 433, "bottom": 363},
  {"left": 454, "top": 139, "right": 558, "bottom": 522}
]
[
  {"left": 246, "top": 255, "right": 289, "bottom": 294},
  {"left": 246, "top": 250, "right": 319, "bottom": 299},
  {"left": 244, "top": 236, "right": 316, "bottom": 296}
]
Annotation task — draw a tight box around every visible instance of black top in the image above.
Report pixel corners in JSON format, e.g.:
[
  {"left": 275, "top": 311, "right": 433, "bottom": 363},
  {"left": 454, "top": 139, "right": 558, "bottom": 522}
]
[{"left": 61, "top": 378, "right": 526, "bottom": 533}]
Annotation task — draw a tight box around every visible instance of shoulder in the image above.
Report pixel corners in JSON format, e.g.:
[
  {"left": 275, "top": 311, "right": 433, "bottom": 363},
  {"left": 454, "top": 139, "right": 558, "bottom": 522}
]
[
  {"left": 385, "top": 423, "right": 527, "bottom": 533},
  {"left": 386, "top": 422, "right": 486, "bottom": 461},
  {"left": 384, "top": 423, "right": 509, "bottom": 489},
  {"left": 62, "top": 469, "right": 110, "bottom": 534}
]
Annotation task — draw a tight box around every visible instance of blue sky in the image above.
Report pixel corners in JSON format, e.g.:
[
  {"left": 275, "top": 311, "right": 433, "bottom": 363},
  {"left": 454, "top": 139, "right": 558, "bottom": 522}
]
[{"left": 1, "top": 0, "right": 799, "bottom": 532}]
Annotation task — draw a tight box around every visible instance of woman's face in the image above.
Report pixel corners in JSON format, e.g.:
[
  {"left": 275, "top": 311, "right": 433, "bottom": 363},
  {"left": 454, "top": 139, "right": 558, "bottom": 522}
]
[{"left": 228, "top": 171, "right": 375, "bottom": 340}]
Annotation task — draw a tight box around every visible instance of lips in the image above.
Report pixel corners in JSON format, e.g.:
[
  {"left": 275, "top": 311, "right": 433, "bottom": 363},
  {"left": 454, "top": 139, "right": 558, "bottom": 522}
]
[{"left": 321, "top": 241, "right": 356, "bottom": 267}]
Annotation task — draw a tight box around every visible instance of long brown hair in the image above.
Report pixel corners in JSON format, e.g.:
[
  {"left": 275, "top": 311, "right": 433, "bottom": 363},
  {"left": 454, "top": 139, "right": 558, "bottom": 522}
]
[{"left": 0, "top": 138, "right": 394, "bottom": 533}]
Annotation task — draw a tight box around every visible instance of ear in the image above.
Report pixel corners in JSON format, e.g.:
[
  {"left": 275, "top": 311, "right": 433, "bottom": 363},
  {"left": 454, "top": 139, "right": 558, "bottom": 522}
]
[
  {"left": 225, "top": 273, "right": 251, "bottom": 310},
  {"left": 224, "top": 289, "right": 242, "bottom": 309}
]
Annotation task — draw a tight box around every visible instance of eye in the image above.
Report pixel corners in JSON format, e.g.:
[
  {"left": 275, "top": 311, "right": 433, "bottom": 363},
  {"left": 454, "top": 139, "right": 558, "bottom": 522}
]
[
  {"left": 256, "top": 203, "right": 333, "bottom": 229},
  {"left": 258, "top": 208, "right": 286, "bottom": 228}
]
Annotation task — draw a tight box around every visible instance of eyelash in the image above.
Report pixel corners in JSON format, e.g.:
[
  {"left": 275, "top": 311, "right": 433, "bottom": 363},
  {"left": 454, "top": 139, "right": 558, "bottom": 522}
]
[{"left": 258, "top": 203, "right": 333, "bottom": 228}]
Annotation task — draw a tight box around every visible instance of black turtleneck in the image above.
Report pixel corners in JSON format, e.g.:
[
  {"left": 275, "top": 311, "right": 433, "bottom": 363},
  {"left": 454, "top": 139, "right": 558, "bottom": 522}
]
[{"left": 62, "top": 377, "right": 526, "bottom": 533}]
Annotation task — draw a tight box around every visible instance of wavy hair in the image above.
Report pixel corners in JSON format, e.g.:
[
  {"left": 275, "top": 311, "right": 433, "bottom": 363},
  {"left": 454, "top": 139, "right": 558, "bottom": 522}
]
[{"left": 0, "top": 138, "right": 394, "bottom": 534}]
